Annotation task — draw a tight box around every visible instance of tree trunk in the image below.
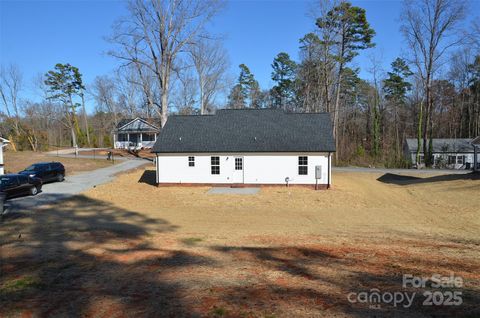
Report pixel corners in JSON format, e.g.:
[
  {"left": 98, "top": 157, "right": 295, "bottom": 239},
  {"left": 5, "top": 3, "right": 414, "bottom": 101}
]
[
  {"left": 423, "top": 82, "right": 431, "bottom": 167},
  {"left": 199, "top": 76, "right": 205, "bottom": 115},
  {"left": 416, "top": 100, "right": 423, "bottom": 169},
  {"left": 81, "top": 92, "right": 90, "bottom": 146},
  {"left": 332, "top": 69, "right": 343, "bottom": 162},
  {"left": 161, "top": 75, "right": 169, "bottom": 128}
]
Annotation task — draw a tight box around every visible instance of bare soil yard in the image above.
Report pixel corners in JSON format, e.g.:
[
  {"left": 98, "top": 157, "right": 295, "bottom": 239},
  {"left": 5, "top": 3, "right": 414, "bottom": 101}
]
[
  {"left": 3, "top": 151, "right": 116, "bottom": 175},
  {"left": 1, "top": 168, "right": 479, "bottom": 317}
]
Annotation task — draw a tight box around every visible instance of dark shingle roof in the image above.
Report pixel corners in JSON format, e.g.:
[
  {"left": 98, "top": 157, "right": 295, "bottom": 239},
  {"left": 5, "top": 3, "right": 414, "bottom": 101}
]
[
  {"left": 405, "top": 138, "right": 475, "bottom": 153},
  {"left": 472, "top": 136, "right": 480, "bottom": 146},
  {"left": 115, "top": 117, "right": 160, "bottom": 132},
  {"left": 152, "top": 109, "right": 335, "bottom": 153}
]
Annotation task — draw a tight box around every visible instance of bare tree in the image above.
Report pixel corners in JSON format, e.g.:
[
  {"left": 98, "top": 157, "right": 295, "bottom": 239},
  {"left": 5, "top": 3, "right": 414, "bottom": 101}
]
[
  {"left": 109, "top": 0, "right": 224, "bottom": 127},
  {"left": 401, "top": 0, "right": 467, "bottom": 166},
  {"left": 90, "top": 76, "right": 120, "bottom": 127},
  {"left": 172, "top": 67, "right": 198, "bottom": 114},
  {"left": 0, "top": 64, "right": 23, "bottom": 148},
  {"left": 189, "top": 39, "right": 229, "bottom": 114},
  {"left": 115, "top": 67, "right": 143, "bottom": 117}
]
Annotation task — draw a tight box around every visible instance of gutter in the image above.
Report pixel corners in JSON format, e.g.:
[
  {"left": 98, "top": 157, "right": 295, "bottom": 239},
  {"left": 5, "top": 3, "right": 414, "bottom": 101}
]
[{"left": 327, "top": 152, "right": 331, "bottom": 189}]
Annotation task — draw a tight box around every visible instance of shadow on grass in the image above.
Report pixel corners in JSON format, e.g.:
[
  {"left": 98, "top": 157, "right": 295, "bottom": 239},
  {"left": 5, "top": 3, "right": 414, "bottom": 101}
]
[
  {"left": 211, "top": 244, "right": 480, "bottom": 317},
  {"left": 377, "top": 172, "right": 480, "bottom": 185},
  {"left": 138, "top": 169, "right": 157, "bottom": 186},
  {"left": 0, "top": 194, "right": 212, "bottom": 317}
]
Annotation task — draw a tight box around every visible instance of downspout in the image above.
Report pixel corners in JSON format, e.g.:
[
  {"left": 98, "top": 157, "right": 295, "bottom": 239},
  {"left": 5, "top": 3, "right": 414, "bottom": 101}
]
[
  {"left": 327, "top": 152, "right": 331, "bottom": 189},
  {"left": 155, "top": 153, "right": 159, "bottom": 184}
]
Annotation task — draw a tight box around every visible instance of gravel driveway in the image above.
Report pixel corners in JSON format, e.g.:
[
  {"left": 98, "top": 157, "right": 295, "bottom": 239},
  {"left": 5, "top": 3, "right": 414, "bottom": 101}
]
[{"left": 4, "top": 159, "right": 149, "bottom": 213}]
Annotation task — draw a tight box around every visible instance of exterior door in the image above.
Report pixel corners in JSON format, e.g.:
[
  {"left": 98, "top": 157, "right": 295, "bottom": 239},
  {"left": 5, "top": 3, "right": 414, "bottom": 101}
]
[{"left": 233, "top": 157, "right": 244, "bottom": 183}]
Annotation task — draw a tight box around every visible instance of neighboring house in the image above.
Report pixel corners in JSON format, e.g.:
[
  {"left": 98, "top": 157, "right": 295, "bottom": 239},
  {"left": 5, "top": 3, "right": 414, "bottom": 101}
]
[
  {"left": 152, "top": 109, "right": 335, "bottom": 188},
  {"left": 404, "top": 138, "right": 480, "bottom": 170},
  {"left": 0, "top": 137, "right": 10, "bottom": 175},
  {"left": 473, "top": 136, "right": 480, "bottom": 172},
  {"left": 113, "top": 117, "right": 160, "bottom": 150}
]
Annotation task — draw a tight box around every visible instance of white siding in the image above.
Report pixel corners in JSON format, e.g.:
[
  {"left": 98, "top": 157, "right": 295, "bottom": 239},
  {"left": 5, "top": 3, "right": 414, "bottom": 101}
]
[
  {"left": 156, "top": 153, "right": 331, "bottom": 185},
  {"left": 410, "top": 152, "right": 479, "bottom": 169}
]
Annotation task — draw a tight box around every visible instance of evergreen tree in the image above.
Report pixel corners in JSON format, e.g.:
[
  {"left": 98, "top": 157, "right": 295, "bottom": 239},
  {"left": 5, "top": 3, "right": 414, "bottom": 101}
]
[
  {"left": 383, "top": 58, "right": 413, "bottom": 157},
  {"left": 44, "top": 63, "right": 85, "bottom": 151},
  {"left": 270, "top": 52, "right": 297, "bottom": 110},
  {"left": 227, "top": 84, "right": 245, "bottom": 109},
  {"left": 228, "top": 64, "right": 261, "bottom": 108},
  {"left": 316, "top": 1, "right": 375, "bottom": 159}
]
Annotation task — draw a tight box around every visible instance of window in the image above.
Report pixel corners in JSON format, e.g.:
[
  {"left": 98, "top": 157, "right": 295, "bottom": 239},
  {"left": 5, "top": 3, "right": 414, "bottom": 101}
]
[
  {"left": 142, "top": 133, "right": 156, "bottom": 141},
  {"left": 298, "top": 156, "right": 308, "bottom": 175},
  {"left": 235, "top": 158, "right": 243, "bottom": 170},
  {"left": 211, "top": 156, "right": 220, "bottom": 175},
  {"left": 188, "top": 156, "right": 195, "bottom": 167},
  {"left": 448, "top": 155, "right": 456, "bottom": 164},
  {"left": 118, "top": 134, "right": 128, "bottom": 142},
  {"left": 457, "top": 156, "right": 464, "bottom": 164}
]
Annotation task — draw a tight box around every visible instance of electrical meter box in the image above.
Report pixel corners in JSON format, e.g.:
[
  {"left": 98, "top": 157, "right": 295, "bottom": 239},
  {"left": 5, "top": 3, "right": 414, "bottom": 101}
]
[{"left": 315, "top": 165, "right": 322, "bottom": 179}]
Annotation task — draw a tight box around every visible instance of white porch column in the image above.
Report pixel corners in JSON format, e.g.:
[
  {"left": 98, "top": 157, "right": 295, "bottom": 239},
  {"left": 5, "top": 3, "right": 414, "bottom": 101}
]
[
  {"left": 113, "top": 133, "right": 116, "bottom": 149},
  {"left": 474, "top": 146, "right": 478, "bottom": 172},
  {"left": 139, "top": 132, "right": 143, "bottom": 146}
]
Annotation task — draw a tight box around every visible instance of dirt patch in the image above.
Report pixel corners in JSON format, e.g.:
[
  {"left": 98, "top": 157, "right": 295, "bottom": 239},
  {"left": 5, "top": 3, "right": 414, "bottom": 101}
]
[
  {"left": 4, "top": 151, "right": 116, "bottom": 175},
  {"left": 1, "top": 169, "right": 479, "bottom": 317}
]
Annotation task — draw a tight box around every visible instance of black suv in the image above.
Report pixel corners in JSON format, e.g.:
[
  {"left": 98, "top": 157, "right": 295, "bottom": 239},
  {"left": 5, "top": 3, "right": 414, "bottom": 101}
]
[
  {"left": 0, "top": 174, "right": 42, "bottom": 198},
  {"left": 19, "top": 162, "right": 65, "bottom": 183}
]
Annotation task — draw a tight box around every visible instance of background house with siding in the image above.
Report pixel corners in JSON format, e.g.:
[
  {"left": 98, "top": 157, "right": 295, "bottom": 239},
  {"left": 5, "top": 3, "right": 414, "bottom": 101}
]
[
  {"left": 404, "top": 138, "right": 480, "bottom": 170},
  {"left": 152, "top": 109, "right": 335, "bottom": 188},
  {"left": 113, "top": 117, "right": 160, "bottom": 150}
]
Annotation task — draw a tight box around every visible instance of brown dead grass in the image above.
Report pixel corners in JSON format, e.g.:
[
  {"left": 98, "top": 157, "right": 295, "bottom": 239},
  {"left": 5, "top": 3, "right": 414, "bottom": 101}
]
[
  {"left": 3, "top": 150, "right": 116, "bottom": 175},
  {"left": 1, "top": 168, "right": 479, "bottom": 317},
  {"left": 86, "top": 168, "right": 480, "bottom": 241}
]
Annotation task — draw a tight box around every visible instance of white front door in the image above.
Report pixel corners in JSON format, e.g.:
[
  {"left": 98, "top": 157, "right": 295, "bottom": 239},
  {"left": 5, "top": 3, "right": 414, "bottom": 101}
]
[{"left": 233, "top": 157, "right": 244, "bottom": 183}]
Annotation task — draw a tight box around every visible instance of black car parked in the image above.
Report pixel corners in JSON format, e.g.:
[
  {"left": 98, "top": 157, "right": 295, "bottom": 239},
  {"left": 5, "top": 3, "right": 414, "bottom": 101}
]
[
  {"left": 0, "top": 174, "right": 42, "bottom": 198},
  {"left": 19, "top": 162, "right": 65, "bottom": 183}
]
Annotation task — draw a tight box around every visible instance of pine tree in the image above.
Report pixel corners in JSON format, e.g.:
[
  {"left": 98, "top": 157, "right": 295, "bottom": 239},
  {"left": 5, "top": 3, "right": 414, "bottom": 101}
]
[
  {"left": 44, "top": 63, "right": 85, "bottom": 152},
  {"left": 383, "top": 58, "right": 413, "bottom": 157},
  {"left": 316, "top": 1, "right": 375, "bottom": 160},
  {"left": 271, "top": 52, "right": 297, "bottom": 110},
  {"left": 228, "top": 64, "right": 261, "bottom": 109}
]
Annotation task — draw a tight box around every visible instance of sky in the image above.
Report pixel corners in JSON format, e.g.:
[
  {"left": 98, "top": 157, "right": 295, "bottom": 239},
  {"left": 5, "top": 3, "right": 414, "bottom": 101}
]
[{"left": 1, "top": 0, "right": 479, "bottom": 111}]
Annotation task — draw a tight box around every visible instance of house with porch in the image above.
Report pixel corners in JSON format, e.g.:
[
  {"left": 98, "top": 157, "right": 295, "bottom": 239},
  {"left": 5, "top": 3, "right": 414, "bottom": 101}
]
[
  {"left": 404, "top": 138, "right": 480, "bottom": 170},
  {"left": 152, "top": 109, "right": 335, "bottom": 188},
  {"left": 113, "top": 117, "right": 160, "bottom": 150},
  {"left": 473, "top": 136, "right": 480, "bottom": 172}
]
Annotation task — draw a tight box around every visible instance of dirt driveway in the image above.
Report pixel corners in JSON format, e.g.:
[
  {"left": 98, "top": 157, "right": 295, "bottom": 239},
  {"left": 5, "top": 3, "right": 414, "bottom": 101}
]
[{"left": 1, "top": 168, "right": 479, "bottom": 317}]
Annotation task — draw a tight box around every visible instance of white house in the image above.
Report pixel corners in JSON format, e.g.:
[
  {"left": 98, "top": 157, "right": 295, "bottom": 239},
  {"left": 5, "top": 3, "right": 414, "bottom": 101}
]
[
  {"left": 113, "top": 117, "right": 160, "bottom": 150},
  {"left": 404, "top": 138, "right": 480, "bottom": 170},
  {"left": 152, "top": 109, "right": 335, "bottom": 188},
  {"left": 0, "top": 137, "right": 10, "bottom": 175},
  {"left": 473, "top": 136, "right": 480, "bottom": 171}
]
